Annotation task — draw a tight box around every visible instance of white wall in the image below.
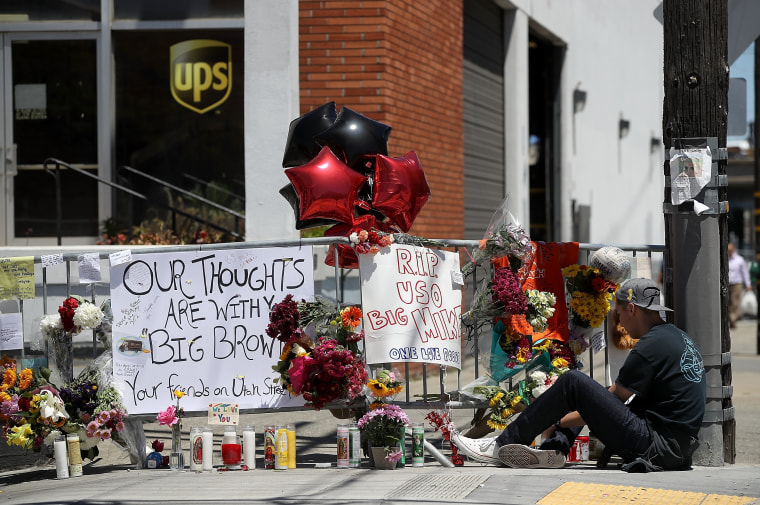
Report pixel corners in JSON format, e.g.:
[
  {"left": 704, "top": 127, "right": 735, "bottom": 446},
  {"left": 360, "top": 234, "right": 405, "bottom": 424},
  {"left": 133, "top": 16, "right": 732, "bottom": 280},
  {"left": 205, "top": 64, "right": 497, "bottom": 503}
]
[
  {"left": 244, "top": 0, "right": 301, "bottom": 241},
  {"left": 502, "top": 0, "right": 666, "bottom": 246}
]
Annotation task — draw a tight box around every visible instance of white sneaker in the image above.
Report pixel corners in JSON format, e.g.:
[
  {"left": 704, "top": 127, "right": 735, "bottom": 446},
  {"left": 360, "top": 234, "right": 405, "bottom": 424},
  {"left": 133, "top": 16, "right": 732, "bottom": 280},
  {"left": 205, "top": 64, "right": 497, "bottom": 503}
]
[
  {"left": 498, "top": 444, "right": 566, "bottom": 469},
  {"left": 450, "top": 432, "right": 502, "bottom": 465}
]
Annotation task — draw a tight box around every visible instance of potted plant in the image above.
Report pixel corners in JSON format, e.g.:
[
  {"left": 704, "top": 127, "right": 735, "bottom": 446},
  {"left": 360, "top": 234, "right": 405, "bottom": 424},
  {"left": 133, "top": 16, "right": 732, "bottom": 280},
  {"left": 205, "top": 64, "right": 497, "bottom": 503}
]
[{"left": 357, "top": 404, "right": 409, "bottom": 469}]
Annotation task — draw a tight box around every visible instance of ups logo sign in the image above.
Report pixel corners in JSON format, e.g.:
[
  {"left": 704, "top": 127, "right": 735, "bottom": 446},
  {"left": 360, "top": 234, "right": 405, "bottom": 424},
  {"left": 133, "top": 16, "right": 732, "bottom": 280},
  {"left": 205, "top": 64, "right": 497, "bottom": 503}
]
[{"left": 170, "top": 40, "right": 231, "bottom": 114}]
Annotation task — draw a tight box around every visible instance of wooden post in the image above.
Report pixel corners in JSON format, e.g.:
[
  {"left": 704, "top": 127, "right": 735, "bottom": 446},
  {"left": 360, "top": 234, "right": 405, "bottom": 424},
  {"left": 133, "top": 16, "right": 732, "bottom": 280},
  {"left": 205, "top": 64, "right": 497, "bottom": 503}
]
[{"left": 662, "top": 0, "right": 734, "bottom": 465}]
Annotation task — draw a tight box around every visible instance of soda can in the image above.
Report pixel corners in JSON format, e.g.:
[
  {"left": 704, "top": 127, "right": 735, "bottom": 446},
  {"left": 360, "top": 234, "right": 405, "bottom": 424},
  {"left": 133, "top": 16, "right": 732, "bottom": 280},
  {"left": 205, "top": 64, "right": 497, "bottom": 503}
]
[
  {"left": 337, "top": 424, "right": 349, "bottom": 468},
  {"left": 411, "top": 423, "right": 424, "bottom": 467},
  {"left": 264, "top": 425, "right": 276, "bottom": 469},
  {"left": 348, "top": 423, "right": 361, "bottom": 468},
  {"left": 275, "top": 425, "right": 288, "bottom": 470},
  {"left": 568, "top": 435, "right": 589, "bottom": 462}
]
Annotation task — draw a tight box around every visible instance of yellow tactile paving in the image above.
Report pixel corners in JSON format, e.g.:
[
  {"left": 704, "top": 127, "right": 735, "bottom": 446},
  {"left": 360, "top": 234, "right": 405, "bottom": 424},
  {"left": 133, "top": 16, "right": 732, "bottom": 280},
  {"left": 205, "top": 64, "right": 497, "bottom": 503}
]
[{"left": 538, "top": 482, "right": 756, "bottom": 505}]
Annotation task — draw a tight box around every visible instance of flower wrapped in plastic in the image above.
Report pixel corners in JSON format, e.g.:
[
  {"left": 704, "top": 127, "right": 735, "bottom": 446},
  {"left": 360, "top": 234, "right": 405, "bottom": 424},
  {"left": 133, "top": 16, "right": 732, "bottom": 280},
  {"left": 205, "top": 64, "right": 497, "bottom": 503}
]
[
  {"left": 562, "top": 264, "right": 618, "bottom": 328},
  {"left": 267, "top": 295, "right": 367, "bottom": 410},
  {"left": 366, "top": 368, "right": 403, "bottom": 407}
]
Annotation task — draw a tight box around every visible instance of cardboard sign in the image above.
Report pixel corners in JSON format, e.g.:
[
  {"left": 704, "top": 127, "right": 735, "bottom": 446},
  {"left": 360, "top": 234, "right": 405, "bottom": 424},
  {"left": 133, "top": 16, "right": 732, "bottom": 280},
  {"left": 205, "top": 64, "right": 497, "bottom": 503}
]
[
  {"left": 208, "top": 403, "right": 239, "bottom": 425},
  {"left": 110, "top": 246, "right": 313, "bottom": 414},
  {"left": 360, "top": 244, "right": 462, "bottom": 369}
]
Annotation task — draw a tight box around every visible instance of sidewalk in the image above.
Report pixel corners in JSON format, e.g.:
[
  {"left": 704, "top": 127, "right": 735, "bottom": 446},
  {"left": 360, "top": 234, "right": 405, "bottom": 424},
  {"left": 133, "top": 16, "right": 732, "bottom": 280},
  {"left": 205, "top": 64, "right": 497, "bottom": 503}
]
[{"left": 1, "top": 320, "right": 758, "bottom": 504}]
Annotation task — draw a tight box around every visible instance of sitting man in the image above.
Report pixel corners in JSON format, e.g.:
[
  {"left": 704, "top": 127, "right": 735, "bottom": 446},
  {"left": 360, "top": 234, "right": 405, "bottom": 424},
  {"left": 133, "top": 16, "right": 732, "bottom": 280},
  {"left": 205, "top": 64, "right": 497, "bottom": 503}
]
[{"left": 452, "top": 278, "right": 706, "bottom": 471}]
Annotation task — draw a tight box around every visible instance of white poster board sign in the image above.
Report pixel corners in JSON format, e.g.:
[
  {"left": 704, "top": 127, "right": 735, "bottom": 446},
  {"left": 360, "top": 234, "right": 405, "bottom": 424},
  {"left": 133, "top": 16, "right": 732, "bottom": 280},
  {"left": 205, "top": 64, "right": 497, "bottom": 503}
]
[
  {"left": 110, "top": 246, "right": 313, "bottom": 414},
  {"left": 359, "top": 244, "right": 462, "bottom": 369}
]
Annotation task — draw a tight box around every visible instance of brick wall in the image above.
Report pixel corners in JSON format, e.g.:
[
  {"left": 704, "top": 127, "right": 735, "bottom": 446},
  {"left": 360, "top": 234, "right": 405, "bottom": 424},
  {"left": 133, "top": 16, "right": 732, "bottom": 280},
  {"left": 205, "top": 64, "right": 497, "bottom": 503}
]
[{"left": 299, "top": 0, "right": 464, "bottom": 239}]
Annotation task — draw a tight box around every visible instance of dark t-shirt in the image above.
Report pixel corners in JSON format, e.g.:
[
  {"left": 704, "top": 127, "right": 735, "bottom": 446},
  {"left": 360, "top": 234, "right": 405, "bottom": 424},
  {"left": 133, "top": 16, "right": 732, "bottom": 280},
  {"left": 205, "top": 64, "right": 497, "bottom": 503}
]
[{"left": 616, "top": 323, "right": 706, "bottom": 437}]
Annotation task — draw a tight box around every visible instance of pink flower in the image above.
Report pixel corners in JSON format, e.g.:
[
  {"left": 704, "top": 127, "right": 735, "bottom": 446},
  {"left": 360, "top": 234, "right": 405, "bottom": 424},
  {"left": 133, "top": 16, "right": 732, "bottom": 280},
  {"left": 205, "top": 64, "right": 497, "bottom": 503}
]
[
  {"left": 87, "top": 420, "right": 99, "bottom": 432},
  {"left": 288, "top": 356, "right": 310, "bottom": 394},
  {"left": 157, "top": 405, "right": 178, "bottom": 426}
]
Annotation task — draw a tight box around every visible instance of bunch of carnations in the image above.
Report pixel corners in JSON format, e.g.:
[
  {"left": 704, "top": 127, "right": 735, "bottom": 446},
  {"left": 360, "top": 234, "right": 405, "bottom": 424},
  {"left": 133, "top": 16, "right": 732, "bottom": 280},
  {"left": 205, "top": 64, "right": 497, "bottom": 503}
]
[{"left": 349, "top": 229, "right": 395, "bottom": 255}]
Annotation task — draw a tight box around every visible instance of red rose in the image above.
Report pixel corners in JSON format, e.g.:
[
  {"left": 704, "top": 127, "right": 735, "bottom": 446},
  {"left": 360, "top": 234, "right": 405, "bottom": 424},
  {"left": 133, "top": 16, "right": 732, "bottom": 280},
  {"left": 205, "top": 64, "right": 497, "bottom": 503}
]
[{"left": 58, "top": 297, "right": 79, "bottom": 333}]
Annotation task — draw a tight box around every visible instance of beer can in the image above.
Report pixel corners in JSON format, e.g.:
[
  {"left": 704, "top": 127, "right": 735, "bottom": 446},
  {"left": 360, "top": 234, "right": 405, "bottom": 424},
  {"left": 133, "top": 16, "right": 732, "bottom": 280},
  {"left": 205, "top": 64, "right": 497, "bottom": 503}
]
[
  {"left": 275, "top": 425, "right": 288, "bottom": 470},
  {"left": 348, "top": 423, "right": 361, "bottom": 468},
  {"left": 337, "top": 424, "right": 349, "bottom": 468},
  {"left": 411, "top": 423, "right": 424, "bottom": 467},
  {"left": 264, "top": 425, "right": 276, "bottom": 469}
]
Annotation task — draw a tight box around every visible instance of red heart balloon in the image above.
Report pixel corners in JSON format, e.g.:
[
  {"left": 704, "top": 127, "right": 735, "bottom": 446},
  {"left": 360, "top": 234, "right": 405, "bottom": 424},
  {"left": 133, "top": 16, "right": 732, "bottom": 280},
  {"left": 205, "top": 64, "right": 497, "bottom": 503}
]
[
  {"left": 284, "top": 146, "right": 368, "bottom": 223},
  {"left": 372, "top": 151, "right": 431, "bottom": 232}
]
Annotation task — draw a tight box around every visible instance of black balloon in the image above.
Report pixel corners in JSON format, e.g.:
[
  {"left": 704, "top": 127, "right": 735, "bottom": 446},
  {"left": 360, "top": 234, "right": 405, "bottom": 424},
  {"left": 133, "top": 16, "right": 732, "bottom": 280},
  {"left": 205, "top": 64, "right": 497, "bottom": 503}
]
[
  {"left": 278, "top": 184, "right": 339, "bottom": 230},
  {"left": 314, "top": 106, "right": 391, "bottom": 171},
  {"left": 282, "top": 101, "right": 338, "bottom": 168}
]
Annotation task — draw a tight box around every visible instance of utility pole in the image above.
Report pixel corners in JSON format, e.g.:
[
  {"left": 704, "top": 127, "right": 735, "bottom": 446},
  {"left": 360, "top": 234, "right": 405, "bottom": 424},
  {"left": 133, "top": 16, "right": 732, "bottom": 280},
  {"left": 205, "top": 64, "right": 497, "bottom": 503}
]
[{"left": 662, "top": 0, "right": 734, "bottom": 465}]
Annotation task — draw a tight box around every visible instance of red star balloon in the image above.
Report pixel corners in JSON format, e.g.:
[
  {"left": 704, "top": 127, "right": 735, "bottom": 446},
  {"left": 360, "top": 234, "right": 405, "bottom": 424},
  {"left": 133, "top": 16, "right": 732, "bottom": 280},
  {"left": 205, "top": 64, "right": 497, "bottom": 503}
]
[
  {"left": 372, "top": 151, "right": 431, "bottom": 232},
  {"left": 284, "top": 146, "right": 368, "bottom": 223},
  {"left": 278, "top": 184, "right": 340, "bottom": 230}
]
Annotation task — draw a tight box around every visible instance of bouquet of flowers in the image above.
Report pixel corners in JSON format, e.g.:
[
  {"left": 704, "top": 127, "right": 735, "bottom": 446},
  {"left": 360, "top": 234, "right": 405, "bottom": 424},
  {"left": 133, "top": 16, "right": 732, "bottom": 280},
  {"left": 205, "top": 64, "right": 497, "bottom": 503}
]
[
  {"left": 562, "top": 264, "right": 618, "bottom": 328},
  {"left": 425, "top": 409, "right": 463, "bottom": 466},
  {"left": 525, "top": 290, "right": 556, "bottom": 332},
  {"left": 267, "top": 295, "right": 367, "bottom": 410},
  {"left": 58, "top": 366, "right": 128, "bottom": 460},
  {"left": 472, "top": 385, "right": 525, "bottom": 431},
  {"left": 357, "top": 403, "right": 409, "bottom": 449},
  {"left": 40, "top": 295, "right": 106, "bottom": 383},
  {"left": 462, "top": 221, "right": 533, "bottom": 277},
  {"left": 0, "top": 358, "right": 66, "bottom": 451},
  {"left": 497, "top": 316, "right": 535, "bottom": 370},
  {"left": 366, "top": 368, "right": 403, "bottom": 407},
  {"left": 521, "top": 368, "right": 568, "bottom": 401},
  {"left": 157, "top": 389, "right": 185, "bottom": 468},
  {"left": 349, "top": 228, "right": 395, "bottom": 255}
]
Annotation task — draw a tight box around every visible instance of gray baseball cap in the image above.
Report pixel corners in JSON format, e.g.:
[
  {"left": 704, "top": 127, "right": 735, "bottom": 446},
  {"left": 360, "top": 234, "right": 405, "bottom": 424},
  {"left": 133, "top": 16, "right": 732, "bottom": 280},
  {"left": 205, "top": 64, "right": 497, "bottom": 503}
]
[{"left": 615, "top": 278, "right": 673, "bottom": 312}]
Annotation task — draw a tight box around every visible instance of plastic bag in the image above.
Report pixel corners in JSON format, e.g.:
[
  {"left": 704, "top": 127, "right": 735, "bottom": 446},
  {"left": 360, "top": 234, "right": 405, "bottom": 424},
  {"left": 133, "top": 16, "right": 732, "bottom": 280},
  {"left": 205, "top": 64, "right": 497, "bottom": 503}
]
[{"left": 742, "top": 290, "right": 757, "bottom": 317}]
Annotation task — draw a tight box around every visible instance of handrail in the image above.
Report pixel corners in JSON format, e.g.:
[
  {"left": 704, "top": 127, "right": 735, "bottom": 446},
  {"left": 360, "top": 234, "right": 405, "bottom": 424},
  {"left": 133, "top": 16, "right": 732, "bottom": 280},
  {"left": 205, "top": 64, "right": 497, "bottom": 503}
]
[
  {"left": 119, "top": 165, "right": 245, "bottom": 220},
  {"left": 43, "top": 157, "right": 244, "bottom": 243}
]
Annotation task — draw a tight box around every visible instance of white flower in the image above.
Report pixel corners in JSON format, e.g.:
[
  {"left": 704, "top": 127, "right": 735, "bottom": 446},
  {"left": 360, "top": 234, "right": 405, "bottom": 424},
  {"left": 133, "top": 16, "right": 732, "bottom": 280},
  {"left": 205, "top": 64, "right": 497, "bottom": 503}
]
[
  {"left": 529, "top": 370, "right": 547, "bottom": 384},
  {"left": 532, "top": 384, "right": 548, "bottom": 398},
  {"left": 38, "top": 391, "right": 69, "bottom": 423},
  {"left": 349, "top": 232, "right": 360, "bottom": 245},
  {"left": 40, "top": 314, "right": 64, "bottom": 339},
  {"left": 77, "top": 427, "right": 99, "bottom": 450},
  {"left": 73, "top": 302, "right": 105, "bottom": 330},
  {"left": 43, "top": 429, "right": 63, "bottom": 447}
]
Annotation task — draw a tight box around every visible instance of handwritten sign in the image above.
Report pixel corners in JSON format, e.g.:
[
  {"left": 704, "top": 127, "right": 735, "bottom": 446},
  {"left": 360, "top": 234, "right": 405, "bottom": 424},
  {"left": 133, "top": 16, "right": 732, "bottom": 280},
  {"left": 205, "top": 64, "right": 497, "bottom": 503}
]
[
  {"left": 0, "top": 256, "right": 34, "bottom": 300},
  {"left": 41, "top": 253, "right": 64, "bottom": 268},
  {"left": 110, "top": 246, "right": 313, "bottom": 414},
  {"left": 109, "top": 250, "right": 132, "bottom": 267},
  {"left": 208, "top": 403, "right": 239, "bottom": 425},
  {"left": 359, "top": 244, "right": 462, "bottom": 369},
  {"left": 78, "top": 253, "right": 102, "bottom": 284},
  {"left": 0, "top": 313, "right": 23, "bottom": 351}
]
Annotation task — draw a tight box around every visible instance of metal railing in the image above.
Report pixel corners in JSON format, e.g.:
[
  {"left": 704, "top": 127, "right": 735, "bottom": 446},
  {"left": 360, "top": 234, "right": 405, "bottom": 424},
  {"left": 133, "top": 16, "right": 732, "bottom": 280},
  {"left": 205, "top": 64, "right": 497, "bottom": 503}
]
[
  {"left": 14, "top": 237, "right": 665, "bottom": 416},
  {"left": 43, "top": 158, "right": 245, "bottom": 244}
]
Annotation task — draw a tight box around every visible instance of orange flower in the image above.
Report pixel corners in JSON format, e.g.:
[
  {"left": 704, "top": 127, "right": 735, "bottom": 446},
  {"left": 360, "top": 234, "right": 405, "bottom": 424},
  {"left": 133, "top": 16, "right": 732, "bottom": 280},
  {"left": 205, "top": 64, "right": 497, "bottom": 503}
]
[
  {"left": 1, "top": 368, "right": 17, "bottom": 390},
  {"left": 0, "top": 391, "right": 11, "bottom": 403},
  {"left": 340, "top": 306, "right": 362, "bottom": 329},
  {"left": 18, "top": 369, "right": 33, "bottom": 390}
]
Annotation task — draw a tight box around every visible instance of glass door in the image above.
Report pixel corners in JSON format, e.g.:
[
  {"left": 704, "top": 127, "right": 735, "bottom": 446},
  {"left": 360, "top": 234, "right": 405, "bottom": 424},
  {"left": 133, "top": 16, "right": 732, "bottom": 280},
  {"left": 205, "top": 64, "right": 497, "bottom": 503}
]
[{"left": 1, "top": 33, "right": 99, "bottom": 245}]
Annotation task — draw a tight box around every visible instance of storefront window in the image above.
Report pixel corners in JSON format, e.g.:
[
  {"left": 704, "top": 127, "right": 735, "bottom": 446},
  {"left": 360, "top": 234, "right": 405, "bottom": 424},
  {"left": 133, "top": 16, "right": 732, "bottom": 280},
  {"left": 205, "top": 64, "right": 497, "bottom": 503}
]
[
  {"left": 113, "top": 30, "right": 244, "bottom": 238},
  {"left": 0, "top": 1, "right": 100, "bottom": 22},
  {"left": 114, "top": 1, "right": 242, "bottom": 21}
]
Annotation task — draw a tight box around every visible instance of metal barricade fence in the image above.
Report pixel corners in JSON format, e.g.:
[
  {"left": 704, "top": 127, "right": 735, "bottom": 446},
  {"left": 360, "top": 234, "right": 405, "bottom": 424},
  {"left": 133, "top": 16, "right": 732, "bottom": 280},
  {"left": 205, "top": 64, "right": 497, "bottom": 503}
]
[{"left": 11, "top": 238, "right": 664, "bottom": 416}]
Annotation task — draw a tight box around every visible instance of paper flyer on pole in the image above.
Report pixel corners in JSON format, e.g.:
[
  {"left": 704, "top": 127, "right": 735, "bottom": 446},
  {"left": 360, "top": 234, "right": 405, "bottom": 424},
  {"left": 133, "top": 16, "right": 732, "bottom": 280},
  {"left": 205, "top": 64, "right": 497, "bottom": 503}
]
[
  {"left": 109, "top": 246, "right": 313, "bottom": 414},
  {"left": 359, "top": 244, "right": 462, "bottom": 369}
]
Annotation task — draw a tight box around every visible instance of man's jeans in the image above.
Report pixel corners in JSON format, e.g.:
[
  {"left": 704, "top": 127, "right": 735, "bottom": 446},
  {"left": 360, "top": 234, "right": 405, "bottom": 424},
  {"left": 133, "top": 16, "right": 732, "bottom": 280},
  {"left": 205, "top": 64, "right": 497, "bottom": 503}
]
[{"left": 494, "top": 370, "right": 651, "bottom": 461}]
